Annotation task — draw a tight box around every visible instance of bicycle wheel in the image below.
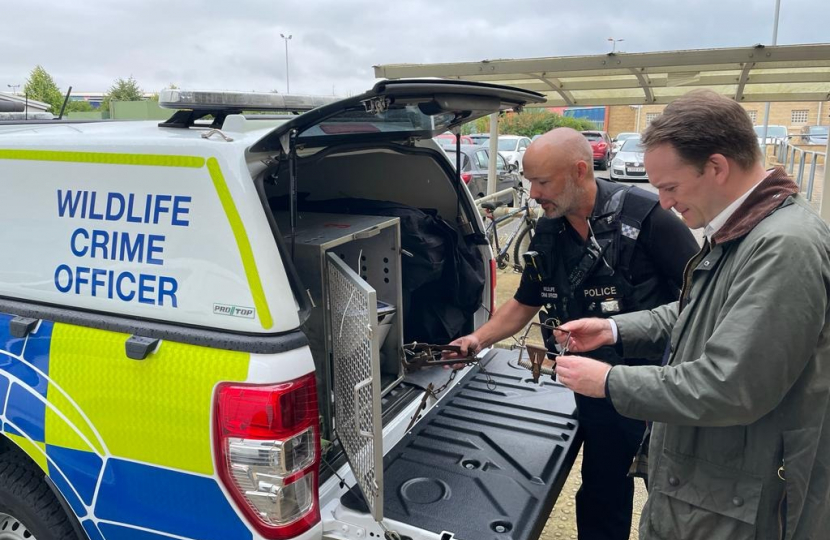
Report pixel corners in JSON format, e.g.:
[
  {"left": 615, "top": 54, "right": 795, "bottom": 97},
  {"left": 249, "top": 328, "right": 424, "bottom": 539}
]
[{"left": 512, "top": 220, "right": 536, "bottom": 271}]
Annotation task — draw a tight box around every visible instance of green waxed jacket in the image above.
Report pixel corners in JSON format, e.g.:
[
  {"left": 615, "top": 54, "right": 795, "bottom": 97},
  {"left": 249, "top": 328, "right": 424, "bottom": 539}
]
[{"left": 609, "top": 170, "right": 830, "bottom": 540}]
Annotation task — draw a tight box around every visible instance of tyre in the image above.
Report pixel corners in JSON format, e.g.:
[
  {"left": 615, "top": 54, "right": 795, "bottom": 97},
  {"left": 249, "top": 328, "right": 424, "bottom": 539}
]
[
  {"left": 512, "top": 221, "right": 536, "bottom": 272},
  {"left": 599, "top": 153, "right": 609, "bottom": 170},
  {"left": 0, "top": 449, "right": 80, "bottom": 540}
]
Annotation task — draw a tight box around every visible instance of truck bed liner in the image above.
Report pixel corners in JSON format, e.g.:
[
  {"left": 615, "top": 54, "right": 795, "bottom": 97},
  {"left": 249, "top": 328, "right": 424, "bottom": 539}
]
[{"left": 345, "top": 348, "right": 582, "bottom": 540}]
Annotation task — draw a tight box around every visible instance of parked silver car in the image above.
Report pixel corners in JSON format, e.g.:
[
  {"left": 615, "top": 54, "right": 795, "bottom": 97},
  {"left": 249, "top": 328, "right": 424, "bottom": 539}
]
[
  {"left": 445, "top": 144, "right": 519, "bottom": 203},
  {"left": 611, "top": 132, "right": 640, "bottom": 155},
  {"left": 609, "top": 137, "right": 648, "bottom": 182},
  {"left": 754, "top": 125, "right": 788, "bottom": 146},
  {"left": 800, "top": 125, "right": 828, "bottom": 145}
]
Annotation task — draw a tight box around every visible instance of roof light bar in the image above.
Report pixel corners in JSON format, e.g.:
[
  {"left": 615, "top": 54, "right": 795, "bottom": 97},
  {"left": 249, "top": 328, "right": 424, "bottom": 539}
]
[{"left": 158, "top": 89, "right": 337, "bottom": 112}]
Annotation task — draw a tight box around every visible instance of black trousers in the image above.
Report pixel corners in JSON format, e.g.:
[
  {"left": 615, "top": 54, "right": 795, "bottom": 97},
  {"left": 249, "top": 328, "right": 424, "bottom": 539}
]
[{"left": 575, "top": 395, "right": 647, "bottom": 540}]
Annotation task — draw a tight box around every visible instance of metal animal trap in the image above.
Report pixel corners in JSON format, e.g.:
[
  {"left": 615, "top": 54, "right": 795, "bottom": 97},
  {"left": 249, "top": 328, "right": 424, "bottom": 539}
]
[{"left": 515, "top": 320, "right": 571, "bottom": 384}]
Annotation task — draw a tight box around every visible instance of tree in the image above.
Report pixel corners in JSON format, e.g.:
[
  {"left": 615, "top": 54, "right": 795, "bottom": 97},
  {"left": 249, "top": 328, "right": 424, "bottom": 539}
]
[
  {"left": 101, "top": 76, "right": 144, "bottom": 112},
  {"left": 23, "top": 65, "right": 63, "bottom": 113},
  {"left": 462, "top": 109, "right": 597, "bottom": 137},
  {"left": 64, "top": 100, "right": 94, "bottom": 113}
]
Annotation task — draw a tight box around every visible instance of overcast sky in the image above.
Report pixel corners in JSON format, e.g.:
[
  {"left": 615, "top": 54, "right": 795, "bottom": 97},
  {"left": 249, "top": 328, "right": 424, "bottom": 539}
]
[{"left": 1, "top": 0, "right": 827, "bottom": 97}]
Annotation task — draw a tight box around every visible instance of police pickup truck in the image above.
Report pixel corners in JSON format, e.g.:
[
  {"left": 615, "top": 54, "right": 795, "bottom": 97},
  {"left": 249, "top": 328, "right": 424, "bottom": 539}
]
[{"left": 0, "top": 80, "right": 580, "bottom": 540}]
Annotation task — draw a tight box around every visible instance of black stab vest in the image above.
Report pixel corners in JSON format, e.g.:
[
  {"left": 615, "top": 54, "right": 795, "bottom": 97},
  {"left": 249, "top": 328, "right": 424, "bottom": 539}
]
[{"left": 529, "top": 179, "right": 674, "bottom": 365}]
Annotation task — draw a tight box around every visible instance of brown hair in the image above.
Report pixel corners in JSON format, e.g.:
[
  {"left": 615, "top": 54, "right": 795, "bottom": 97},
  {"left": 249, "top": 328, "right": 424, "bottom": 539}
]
[{"left": 641, "top": 89, "right": 761, "bottom": 171}]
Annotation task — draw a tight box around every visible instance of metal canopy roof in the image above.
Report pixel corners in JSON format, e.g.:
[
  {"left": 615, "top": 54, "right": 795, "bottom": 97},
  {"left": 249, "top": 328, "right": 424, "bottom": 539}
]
[{"left": 374, "top": 44, "right": 830, "bottom": 107}]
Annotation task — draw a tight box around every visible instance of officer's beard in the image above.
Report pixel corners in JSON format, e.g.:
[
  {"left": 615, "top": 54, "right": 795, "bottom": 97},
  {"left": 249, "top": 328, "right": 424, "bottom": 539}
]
[{"left": 537, "top": 175, "right": 584, "bottom": 219}]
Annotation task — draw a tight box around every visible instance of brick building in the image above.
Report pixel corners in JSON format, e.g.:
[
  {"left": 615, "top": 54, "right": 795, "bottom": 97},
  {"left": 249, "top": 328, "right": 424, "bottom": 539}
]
[{"left": 606, "top": 101, "right": 828, "bottom": 138}]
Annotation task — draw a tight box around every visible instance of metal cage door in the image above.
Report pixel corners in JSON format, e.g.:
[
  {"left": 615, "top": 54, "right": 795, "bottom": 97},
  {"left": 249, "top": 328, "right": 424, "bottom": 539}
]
[{"left": 327, "top": 252, "right": 384, "bottom": 521}]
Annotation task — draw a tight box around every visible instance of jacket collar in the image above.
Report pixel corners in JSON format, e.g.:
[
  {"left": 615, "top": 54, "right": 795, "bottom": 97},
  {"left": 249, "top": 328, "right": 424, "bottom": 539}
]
[{"left": 712, "top": 167, "right": 798, "bottom": 246}]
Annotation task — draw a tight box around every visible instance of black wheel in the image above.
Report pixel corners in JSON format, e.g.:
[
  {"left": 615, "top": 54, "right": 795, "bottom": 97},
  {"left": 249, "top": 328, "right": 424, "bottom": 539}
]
[
  {"left": 512, "top": 221, "right": 536, "bottom": 272},
  {"left": 0, "top": 450, "right": 80, "bottom": 540},
  {"left": 599, "top": 153, "right": 609, "bottom": 170}
]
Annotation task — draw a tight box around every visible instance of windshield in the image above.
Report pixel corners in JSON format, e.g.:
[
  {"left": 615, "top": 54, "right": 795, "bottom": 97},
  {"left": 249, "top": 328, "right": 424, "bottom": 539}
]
[
  {"left": 498, "top": 139, "right": 518, "bottom": 151},
  {"left": 616, "top": 133, "right": 639, "bottom": 141},
  {"left": 621, "top": 138, "right": 644, "bottom": 152},
  {"left": 754, "top": 126, "right": 788, "bottom": 138},
  {"left": 809, "top": 126, "right": 828, "bottom": 135}
]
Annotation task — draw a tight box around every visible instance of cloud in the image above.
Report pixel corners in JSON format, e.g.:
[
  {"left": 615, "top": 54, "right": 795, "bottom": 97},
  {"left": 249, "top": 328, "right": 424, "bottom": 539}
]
[{"left": 1, "top": 0, "right": 827, "bottom": 96}]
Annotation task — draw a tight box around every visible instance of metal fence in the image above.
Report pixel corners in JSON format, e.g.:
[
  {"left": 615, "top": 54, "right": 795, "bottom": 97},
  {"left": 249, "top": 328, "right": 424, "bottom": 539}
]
[{"left": 774, "top": 137, "right": 826, "bottom": 202}]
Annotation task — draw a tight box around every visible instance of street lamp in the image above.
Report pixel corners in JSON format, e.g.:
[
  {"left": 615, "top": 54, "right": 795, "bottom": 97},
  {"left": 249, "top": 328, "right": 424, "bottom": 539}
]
[
  {"left": 607, "top": 37, "right": 624, "bottom": 54},
  {"left": 280, "top": 33, "right": 293, "bottom": 93},
  {"left": 7, "top": 84, "right": 20, "bottom": 95}
]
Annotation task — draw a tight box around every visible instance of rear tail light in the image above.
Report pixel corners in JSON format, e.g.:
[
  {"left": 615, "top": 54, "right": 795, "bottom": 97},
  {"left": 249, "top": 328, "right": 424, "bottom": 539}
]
[
  {"left": 215, "top": 374, "right": 320, "bottom": 539},
  {"left": 460, "top": 172, "right": 472, "bottom": 184},
  {"left": 597, "top": 142, "right": 607, "bottom": 149},
  {"left": 489, "top": 258, "right": 497, "bottom": 317}
]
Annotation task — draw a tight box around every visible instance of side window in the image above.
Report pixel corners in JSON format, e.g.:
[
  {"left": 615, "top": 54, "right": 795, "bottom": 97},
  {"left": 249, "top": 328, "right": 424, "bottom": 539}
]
[
  {"left": 450, "top": 152, "right": 471, "bottom": 171},
  {"left": 496, "top": 153, "right": 507, "bottom": 171},
  {"left": 474, "top": 150, "right": 490, "bottom": 170},
  {"left": 460, "top": 154, "right": 471, "bottom": 172}
]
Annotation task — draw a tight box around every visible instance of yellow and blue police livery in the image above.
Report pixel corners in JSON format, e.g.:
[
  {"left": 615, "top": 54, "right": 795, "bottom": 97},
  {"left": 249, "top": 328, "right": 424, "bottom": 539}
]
[{"left": 0, "top": 312, "right": 258, "bottom": 540}]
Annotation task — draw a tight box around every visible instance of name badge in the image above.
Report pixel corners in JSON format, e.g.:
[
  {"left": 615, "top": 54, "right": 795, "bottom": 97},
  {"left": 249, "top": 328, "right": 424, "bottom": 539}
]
[
  {"left": 600, "top": 300, "right": 622, "bottom": 314},
  {"left": 541, "top": 286, "right": 558, "bottom": 300}
]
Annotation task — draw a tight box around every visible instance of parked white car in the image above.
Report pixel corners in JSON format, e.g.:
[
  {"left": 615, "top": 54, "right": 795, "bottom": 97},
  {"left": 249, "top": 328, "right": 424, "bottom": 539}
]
[{"left": 496, "top": 135, "right": 532, "bottom": 173}]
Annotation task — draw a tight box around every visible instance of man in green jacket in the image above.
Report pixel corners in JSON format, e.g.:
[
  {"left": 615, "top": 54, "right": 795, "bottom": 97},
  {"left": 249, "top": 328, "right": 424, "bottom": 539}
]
[{"left": 554, "top": 89, "right": 830, "bottom": 539}]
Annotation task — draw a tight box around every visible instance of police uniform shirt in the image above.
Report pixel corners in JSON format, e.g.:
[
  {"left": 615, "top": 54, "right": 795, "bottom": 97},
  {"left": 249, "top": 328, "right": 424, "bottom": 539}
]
[{"left": 514, "top": 191, "right": 697, "bottom": 318}]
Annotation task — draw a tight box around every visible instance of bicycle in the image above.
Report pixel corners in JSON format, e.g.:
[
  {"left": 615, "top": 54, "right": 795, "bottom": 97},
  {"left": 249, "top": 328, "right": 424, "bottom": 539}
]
[{"left": 481, "top": 184, "right": 539, "bottom": 272}]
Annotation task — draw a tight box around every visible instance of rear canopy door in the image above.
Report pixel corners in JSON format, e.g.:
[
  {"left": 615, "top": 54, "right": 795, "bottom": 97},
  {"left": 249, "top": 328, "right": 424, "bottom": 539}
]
[
  {"left": 253, "top": 80, "right": 543, "bottom": 526},
  {"left": 250, "top": 79, "right": 544, "bottom": 153}
]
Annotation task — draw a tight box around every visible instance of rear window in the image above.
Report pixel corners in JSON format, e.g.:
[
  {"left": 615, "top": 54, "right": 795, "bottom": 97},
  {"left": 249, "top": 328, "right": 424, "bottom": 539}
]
[
  {"left": 445, "top": 151, "right": 471, "bottom": 171},
  {"left": 497, "top": 139, "right": 518, "bottom": 151},
  {"left": 582, "top": 132, "right": 602, "bottom": 141},
  {"left": 300, "top": 105, "right": 456, "bottom": 138}
]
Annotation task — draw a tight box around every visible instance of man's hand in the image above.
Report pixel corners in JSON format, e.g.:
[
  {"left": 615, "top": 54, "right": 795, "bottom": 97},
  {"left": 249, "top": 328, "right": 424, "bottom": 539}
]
[
  {"left": 556, "top": 318, "right": 615, "bottom": 352},
  {"left": 555, "top": 355, "right": 612, "bottom": 398},
  {"left": 443, "top": 334, "right": 481, "bottom": 358},
  {"left": 441, "top": 334, "right": 482, "bottom": 368}
]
